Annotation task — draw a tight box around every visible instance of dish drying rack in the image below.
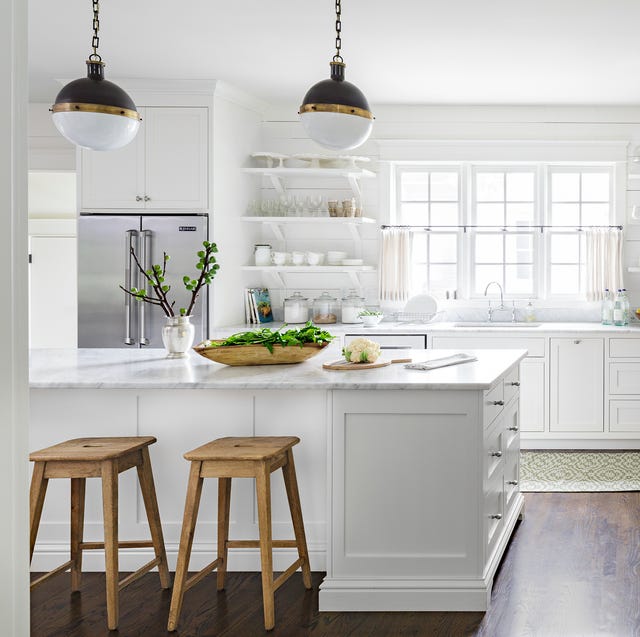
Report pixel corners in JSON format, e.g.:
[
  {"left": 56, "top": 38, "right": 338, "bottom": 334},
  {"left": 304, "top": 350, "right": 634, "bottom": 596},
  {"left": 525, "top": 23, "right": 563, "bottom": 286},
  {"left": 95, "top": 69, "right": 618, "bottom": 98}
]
[{"left": 392, "top": 312, "right": 436, "bottom": 324}]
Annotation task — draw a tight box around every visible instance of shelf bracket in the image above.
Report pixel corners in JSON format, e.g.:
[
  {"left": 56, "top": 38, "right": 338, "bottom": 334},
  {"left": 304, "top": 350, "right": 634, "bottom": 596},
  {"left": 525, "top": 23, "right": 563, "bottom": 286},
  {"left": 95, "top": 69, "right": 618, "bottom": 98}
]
[
  {"left": 266, "top": 270, "right": 286, "bottom": 288},
  {"left": 347, "top": 174, "right": 362, "bottom": 200},
  {"left": 267, "top": 174, "right": 286, "bottom": 196},
  {"left": 347, "top": 271, "right": 360, "bottom": 287},
  {"left": 264, "top": 221, "right": 285, "bottom": 242}
]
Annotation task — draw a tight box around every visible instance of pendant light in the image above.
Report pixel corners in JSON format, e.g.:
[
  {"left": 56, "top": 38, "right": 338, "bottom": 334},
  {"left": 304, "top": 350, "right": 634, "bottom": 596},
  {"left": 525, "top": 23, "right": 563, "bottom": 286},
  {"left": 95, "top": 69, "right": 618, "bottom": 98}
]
[
  {"left": 299, "top": 0, "right": 374, "bottom": 151},
  {"left": 51, "top": 0, "right": 141, "bottom": 151}
]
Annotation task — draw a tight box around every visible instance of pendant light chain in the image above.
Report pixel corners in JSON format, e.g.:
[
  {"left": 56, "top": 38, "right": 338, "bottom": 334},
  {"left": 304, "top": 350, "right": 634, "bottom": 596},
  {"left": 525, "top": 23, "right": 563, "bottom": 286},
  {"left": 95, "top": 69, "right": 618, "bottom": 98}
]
[
  {"left": 333, "top": 0, "right": 343, "bottom": 63},
  {"left": 89, "top": 0, "right": 101, "bottom": 62}
]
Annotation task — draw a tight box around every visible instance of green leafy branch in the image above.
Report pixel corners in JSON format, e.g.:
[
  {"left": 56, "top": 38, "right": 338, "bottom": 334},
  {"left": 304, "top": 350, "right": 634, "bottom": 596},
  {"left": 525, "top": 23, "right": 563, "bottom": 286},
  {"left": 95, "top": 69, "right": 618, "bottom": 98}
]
[{"left": 120, "top": 240, "right": 219, "bottom": 317}]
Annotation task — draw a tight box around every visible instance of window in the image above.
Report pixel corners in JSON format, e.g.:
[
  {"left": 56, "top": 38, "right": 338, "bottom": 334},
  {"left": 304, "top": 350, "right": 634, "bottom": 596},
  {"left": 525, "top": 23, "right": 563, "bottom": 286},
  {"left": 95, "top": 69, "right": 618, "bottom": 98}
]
[{"left": 393, "top": 163, "right": 614, "bottom": 300}]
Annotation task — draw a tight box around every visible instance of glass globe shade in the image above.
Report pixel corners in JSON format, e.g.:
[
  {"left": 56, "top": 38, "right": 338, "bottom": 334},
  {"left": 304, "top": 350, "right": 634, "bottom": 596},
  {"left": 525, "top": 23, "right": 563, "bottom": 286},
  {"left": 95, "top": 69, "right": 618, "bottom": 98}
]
[
  {"left": 52, "top": 110, "right": 140, "bottom": 151},
  {"left": 299, "top": 111, "right": 373, "bottom": 151}
]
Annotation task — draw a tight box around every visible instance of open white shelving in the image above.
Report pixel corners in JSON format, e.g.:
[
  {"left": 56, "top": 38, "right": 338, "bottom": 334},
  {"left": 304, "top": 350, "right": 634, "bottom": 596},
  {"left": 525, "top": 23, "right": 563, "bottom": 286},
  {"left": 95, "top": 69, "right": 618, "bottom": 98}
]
[
  {"left": 242, "top": 215, "right": 376, "bottom": 241},
  {"left": 242, "top": 265, "right": 376, "bottom": 287},
  {"left": 242, "top": 166, "right": 375, "bottom": 199}
]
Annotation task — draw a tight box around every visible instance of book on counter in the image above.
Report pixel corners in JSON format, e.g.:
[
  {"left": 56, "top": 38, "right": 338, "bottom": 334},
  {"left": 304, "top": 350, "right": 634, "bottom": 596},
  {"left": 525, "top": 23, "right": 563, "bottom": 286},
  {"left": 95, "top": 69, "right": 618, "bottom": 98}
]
[{"left": 244, "top": 288, "right": 273, "bottom": 324}]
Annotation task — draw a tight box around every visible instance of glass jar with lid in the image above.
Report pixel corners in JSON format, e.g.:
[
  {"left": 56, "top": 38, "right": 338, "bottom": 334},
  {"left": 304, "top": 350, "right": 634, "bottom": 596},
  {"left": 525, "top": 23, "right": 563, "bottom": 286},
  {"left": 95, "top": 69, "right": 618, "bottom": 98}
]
[
  {"left": 312, "top": 291, "right": 338, "bottom": 324},
  {"left": 254, "top": 244, "right": 272, "bottom": 267},
  {"left": 283, "top": 292, "right": 309, "bottom": 324},
  {"left": 341, "top": 290, "right": 365, "bottom": 323}
]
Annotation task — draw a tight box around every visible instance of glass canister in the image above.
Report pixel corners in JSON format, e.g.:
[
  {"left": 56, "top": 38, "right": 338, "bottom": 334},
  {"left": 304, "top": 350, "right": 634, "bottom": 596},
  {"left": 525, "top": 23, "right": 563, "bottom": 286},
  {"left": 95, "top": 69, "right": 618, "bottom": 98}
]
[
  {"left": 341, "top": 290, "right": 366, "bottom": 323},
  {"left": 254, "top": 244, "right": 272, "bottom": 266},
  {"left": 312, "top": 291, "right": 338, "bottom": 324},
  {"left": 283, "top": 292, "right": 309, "bottom": 324}
]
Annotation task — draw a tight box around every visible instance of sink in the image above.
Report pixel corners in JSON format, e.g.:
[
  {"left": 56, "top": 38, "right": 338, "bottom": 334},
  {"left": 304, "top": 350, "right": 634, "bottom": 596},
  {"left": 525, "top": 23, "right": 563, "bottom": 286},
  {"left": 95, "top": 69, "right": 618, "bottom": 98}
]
[{"left": 452, "top": 322, "right": 542, "bottom": 328}]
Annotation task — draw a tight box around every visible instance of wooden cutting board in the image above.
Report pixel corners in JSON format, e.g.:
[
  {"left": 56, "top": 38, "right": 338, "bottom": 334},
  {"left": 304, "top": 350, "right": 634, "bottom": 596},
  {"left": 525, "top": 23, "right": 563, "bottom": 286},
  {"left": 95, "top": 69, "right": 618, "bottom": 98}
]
[{"left": 322, "top": 358, "right": 411, "bottom": 371}]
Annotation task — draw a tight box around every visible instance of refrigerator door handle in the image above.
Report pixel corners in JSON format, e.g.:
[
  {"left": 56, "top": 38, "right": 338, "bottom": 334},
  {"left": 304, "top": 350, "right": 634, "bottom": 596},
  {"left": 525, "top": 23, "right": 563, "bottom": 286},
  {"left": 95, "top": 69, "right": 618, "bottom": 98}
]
[
  {"left": 138, "top": 229, "right": 152, "bottom": 346},
  {"left": 124, "top": 230, "right": 138, "bottom": 345}
]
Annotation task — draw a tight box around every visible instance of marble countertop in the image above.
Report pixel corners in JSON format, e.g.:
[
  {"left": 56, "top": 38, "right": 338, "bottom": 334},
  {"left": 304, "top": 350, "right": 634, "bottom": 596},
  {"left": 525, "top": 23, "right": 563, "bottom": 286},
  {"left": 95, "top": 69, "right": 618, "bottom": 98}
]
[{"left": 29, "top": 345, "right": 526, "bottom": 391}]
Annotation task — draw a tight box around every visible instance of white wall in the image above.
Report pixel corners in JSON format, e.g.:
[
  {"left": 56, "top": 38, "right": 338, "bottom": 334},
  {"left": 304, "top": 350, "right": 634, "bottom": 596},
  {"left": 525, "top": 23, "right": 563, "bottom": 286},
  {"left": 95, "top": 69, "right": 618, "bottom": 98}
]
[
  {"left": 0, "top": 0, "right": 30, "bottom": 633},
  {"left": 259, "top": 103, "right": 640, "bottom": 312}
]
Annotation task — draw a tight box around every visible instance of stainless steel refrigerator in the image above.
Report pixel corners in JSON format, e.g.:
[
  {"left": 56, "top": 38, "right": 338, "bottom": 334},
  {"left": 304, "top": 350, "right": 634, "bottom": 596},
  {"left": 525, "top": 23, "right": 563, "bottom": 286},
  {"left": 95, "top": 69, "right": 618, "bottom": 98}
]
[{"left": 78, "top": 214, "right": 209, "bottom": 348}]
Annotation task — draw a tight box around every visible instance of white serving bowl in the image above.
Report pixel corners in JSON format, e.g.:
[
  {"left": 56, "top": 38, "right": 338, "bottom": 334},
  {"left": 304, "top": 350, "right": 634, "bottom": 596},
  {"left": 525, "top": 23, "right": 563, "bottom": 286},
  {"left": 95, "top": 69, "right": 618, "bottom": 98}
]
[{"left": 360, "top": 314, "right": 383, "bottom": 327}]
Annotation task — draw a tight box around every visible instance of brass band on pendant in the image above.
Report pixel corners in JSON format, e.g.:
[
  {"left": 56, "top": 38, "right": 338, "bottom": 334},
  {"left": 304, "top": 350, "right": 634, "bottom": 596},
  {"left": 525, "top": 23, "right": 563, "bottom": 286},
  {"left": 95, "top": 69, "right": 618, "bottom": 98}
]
[
  {"left": 51, "top": 102, "right": 141, "bottom": 120},
  {"left": 299, "top": 103, "right": 374, "bottom": 120}
]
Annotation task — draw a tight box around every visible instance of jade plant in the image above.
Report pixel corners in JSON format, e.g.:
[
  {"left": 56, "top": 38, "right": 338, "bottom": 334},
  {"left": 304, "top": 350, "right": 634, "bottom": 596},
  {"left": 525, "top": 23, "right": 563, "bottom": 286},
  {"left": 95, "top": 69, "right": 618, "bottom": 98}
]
[{"left": 120, "top": 240, "right": 219, "bottom": 317}]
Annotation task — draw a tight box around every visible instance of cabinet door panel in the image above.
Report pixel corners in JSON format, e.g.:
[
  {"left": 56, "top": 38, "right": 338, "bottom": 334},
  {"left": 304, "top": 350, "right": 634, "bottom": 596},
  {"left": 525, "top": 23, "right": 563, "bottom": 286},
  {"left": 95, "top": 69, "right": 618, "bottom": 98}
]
[
  {"left": 79, "top": 114, "right": 145, "bottom": 210},
  {"left": 550, "top": 338, "right": 604, "bottom": 432},
  {"left": 144, "top": 107, "right": 208, "bottom": 210},
  {"left": 520, "top": 359, "right": 546, "bottom": 432}
]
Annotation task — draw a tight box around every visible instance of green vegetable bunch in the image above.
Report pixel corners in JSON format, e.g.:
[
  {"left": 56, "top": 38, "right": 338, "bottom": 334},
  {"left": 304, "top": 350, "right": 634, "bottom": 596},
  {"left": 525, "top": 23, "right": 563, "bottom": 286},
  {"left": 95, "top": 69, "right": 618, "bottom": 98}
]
[
  {"left": 120, "top": 241, "right": 219, "bottom": 317},
  {"left": 358, "top": 309, "right": 383, "bottom": 316},
  {"left": 205, "top": 322, "right": 334, "bottom": 353}
]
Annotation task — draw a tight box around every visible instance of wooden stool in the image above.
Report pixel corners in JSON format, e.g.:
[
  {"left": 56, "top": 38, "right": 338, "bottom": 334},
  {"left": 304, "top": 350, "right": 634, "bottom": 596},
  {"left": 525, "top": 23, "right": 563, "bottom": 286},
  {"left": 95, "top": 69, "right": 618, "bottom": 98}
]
[
  {"left": 168, "top": 436, "right": 312, "bottom": 632},
  {"left": 29, "top": 436, "right": 170, "bottom": 631}
]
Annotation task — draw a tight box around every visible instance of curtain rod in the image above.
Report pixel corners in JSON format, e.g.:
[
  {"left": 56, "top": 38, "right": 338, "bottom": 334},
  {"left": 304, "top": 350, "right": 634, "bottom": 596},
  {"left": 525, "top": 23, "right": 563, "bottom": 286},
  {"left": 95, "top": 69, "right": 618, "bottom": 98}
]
[{"left": 380, "top": 224, "right": 623, "bottom": 232}]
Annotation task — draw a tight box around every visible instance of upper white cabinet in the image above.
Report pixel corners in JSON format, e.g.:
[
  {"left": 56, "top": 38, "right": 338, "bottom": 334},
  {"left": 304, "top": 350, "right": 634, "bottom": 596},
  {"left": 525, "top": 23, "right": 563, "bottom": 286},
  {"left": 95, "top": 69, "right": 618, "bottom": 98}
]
[
  {"left": 79, "top": 106, "right": 208, "bottom": 212},
  {"left": 550, "top": 337, "right": 604, "bottom": 432}
]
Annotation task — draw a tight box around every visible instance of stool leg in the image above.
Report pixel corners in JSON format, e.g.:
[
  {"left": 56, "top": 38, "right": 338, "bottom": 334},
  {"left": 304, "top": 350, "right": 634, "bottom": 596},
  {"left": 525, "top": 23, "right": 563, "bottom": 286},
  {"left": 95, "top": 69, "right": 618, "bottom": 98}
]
[
  {"left": 216, "top": 477, "right": 232, "bottom": 591},
  {"left": 256, "top": 463, "right": 275, "bottom": 631},
  {"left": 167, "top": 461, "right": 204, "bottom": 632},
  {"left": 282, "top": 449, "right": 312, "bottom": 589},
  {"left": 70, "top": 478, "right": 86, "bottom": 592},
  {"left": 29, "top": 462, "right": 48, "bottom": 563},
  {"left": 101, "top": 459, "right": 119, "bottom": 631},
  {"left": 137, "top": 447, "right": 170, "bottom": 589}
]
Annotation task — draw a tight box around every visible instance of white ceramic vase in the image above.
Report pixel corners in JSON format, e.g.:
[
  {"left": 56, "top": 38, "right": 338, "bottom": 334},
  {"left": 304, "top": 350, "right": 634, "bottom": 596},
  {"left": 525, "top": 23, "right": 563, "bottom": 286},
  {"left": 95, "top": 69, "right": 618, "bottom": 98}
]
[{"left": 162, "top": 315, "right": 195, "bottom": 358}]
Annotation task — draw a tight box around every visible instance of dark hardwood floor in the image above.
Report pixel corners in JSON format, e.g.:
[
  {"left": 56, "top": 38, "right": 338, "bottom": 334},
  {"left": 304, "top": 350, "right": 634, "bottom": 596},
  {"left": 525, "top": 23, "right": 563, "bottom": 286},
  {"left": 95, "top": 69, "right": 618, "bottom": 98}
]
[{"left": 31, "top": 493, "right": 640, "bottom": 636}]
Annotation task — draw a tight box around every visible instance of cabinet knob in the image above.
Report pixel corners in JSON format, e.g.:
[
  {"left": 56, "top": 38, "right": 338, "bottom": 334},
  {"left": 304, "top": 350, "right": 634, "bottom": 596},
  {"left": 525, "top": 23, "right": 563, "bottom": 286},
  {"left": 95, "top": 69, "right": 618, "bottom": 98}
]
[
  {"left": 492, "top": 400, "right": 505, "bottom": 406},
  {"left": 490, "top": 451, "right": 503, "bottom": 458},
  {"left": 508, "top": 426, "right": 519, "bottom": 432},
  {"left": 510, "top": 381, "right": 520, "bottom": 387},
  {"left": 507, "top": 480, "right": 519, "bottom": 486},
  {"left": 144, "top": 195, "right": 151, "bottom": 202},
  {"left": 490, "top": 514, "right": 502, "bottom": 520},
  {"left": 574, "top": 339, "right": 581, "bottom": 344},
  {"left": 135, "top": 195, "right": 143, "bottom": 202}
]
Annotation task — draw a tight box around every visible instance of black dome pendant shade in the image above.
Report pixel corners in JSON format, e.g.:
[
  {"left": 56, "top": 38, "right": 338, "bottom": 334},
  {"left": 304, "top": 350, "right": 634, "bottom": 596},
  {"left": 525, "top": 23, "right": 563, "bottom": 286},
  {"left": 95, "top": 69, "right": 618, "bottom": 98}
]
[
  {"left": 298, "top": 0, "right": 373, "bottom": 150},
  {"left": 51, "top": 0, "right": 141, "bottom": 151}
]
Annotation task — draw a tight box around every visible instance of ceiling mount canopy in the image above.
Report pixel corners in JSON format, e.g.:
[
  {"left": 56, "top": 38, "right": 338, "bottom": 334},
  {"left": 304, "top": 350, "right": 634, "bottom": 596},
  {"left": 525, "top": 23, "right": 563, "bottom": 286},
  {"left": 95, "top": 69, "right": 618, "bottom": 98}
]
[
  {"left": 51, "top": 0, "right": 141, "bottom": 151},
  {"left": 298, "top": 0, "right": 374, "bottom": 151}
]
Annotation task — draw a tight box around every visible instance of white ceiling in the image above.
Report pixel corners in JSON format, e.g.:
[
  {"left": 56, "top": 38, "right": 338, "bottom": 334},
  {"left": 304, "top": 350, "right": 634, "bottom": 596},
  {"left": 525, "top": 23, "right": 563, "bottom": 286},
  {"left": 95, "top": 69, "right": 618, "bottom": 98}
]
[{"left": 28, "top": 0, "right": 640, "bottom": 107}]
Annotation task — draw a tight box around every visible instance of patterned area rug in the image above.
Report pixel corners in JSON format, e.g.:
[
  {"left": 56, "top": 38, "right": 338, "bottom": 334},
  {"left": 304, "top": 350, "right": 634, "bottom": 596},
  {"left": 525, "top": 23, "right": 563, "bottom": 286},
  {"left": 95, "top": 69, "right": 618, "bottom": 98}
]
[{"left": 520, "top": 451, "right": 640, "bottom": 492}]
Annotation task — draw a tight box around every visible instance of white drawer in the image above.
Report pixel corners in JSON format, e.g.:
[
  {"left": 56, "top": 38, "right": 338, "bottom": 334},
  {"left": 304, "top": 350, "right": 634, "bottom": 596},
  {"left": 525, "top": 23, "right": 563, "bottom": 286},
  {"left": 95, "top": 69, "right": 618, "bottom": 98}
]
[
  {"left": 609, "top": 363, "right": 640, "bottom": 395},
  {"left": 609, "top": 400, "right": 640, "bottom": 432},
  {"left": 609, "top": 338, "right": 640, "bottom": 358},
  {"left": 344, "top": 333, "right": 426, "bottom": 350},
  {"left": 484, "top": 415, "right": 504, "bottom": 482},
  {"left": 503, "top": 366, "right": 520, "bottom": 405},
  {"left": 431, "top": 336, "right": 545, "bottom": 357},
  {"left": 484, "top": 382, "right": 505, "bottom": 427},
  {"left": 484, "top": 472, "right": 504, "bottom": 558}
]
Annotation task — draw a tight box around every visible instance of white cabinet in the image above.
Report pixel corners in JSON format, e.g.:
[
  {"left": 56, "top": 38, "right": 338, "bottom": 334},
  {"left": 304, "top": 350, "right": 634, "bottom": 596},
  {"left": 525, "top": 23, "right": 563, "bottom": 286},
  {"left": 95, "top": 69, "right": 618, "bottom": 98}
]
[
  {"left": 80, "top": 107, "right": 208, "bottom": 211},
  {"left": 344, "top": 332, "right": 427, "bottom": 350},
  {"left": 29, "top": 227, "right": 77, "bottom": 348},
  {"left": 607, "top": 337, "right": 640, "bottom": 432},
  {"left": 550, "top": 338, "right": 604, "bottom": 432}
]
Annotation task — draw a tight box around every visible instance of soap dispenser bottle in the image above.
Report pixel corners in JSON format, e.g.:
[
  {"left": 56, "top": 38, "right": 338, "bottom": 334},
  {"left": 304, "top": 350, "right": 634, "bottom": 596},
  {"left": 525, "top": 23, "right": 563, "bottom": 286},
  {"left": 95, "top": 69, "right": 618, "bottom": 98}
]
[{"left": 524, "top": 299, "right": 536, "bottom": 322}]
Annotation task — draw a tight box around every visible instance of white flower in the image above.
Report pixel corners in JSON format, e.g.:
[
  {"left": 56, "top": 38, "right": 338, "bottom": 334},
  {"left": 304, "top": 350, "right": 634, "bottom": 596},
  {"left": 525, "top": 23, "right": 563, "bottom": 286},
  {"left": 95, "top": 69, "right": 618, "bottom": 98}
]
[{"left": 342, "top": 337, "right": 381, "bottom": 363}]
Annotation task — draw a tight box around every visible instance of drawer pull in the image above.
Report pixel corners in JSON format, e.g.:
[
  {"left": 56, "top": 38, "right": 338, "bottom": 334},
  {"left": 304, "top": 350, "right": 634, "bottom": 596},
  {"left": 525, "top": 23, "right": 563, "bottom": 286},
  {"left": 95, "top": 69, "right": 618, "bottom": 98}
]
[
  {"left": 490, "top": 451, "right": 503, "bottom": 458},
  {"left": 144, "top": 195, "right": 151, "bottom": 202},
  {"left": 490, "top": 514, "right": 502, "bottom": 520},
  {"left": 492, "top": 400, "right": 505, "bottom": 406},
  {"left": 574, "top": 339, "right": 581, "bottom": 345},
  {"left": 508, "top": 426, "right": 519, "bottom": 432},
  {"left": 507, "top": 480, "right": 519, "bottom": 486},
  {"left": 135, "top": 195, "right": 143, "bottom": 202},
  {"left": 509, "top": 381, "right": 520, "bottom": 387}
]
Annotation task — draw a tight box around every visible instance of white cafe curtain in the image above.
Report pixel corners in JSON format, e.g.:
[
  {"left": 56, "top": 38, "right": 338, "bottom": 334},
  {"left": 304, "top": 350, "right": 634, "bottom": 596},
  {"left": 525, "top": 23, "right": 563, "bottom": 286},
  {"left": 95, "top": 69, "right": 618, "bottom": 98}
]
[
  {"left": 584, "top": 228, "right": 623, "bottom": 301},
  {"left": 379, "top": 227, "right": 413, "bottom": 302}
]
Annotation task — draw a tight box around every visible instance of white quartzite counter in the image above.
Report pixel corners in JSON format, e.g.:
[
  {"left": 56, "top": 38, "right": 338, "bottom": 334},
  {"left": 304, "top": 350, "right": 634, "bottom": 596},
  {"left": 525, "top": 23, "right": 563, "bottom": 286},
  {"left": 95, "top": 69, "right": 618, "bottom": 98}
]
[{"left": 30, "top": 345, "right": 526, "bottom": 611}]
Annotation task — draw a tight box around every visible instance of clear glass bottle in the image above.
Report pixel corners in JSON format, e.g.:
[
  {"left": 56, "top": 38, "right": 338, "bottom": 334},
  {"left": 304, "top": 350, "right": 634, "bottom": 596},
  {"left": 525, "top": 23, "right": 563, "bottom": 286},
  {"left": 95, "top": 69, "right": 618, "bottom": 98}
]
[
  {"left": 253, "top": 244, "right": 272, "bottom": 267},
  {"left": 621, "top": 288, "right": 630, "bottom": 326},
  {"left": 341, "top": 290, "right": 366, "bottom": 323},
  {"left": 601, "top": 288, "right": 613, "bottom": 325},
  {"left": 524, "top": 299, "right": 536, "bottom": 323},
  {"left": 312, "top": 291, "right": 338, "bottom": 324},
  {"left": 613, "top": 289, "right": 625, "bottom": 326},
  {"left": 283, "top": 292, "right": 309, "bottom": 324}
]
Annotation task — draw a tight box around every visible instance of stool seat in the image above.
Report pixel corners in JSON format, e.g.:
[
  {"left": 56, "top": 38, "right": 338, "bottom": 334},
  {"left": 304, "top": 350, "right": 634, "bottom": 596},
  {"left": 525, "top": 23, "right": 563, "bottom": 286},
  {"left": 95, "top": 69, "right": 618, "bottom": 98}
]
[
  {"left": 30, "top": 436, "right": 157, "bottom": 462},
  {"left": 29, "top": 435, "right": 169, "bottom": 631},
  {"left": 184, "top": 436, "right": 299, "bottom": 461},
  {"left": 168, "top": 435, "right": 311, "bottom": 632}
]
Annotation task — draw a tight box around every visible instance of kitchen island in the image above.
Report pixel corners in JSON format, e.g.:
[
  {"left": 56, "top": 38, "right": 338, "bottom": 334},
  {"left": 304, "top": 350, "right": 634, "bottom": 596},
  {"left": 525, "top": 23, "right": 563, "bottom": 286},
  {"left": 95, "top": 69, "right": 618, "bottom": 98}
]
[{"left": 30, "top": 344, "right": 525, "bottom": 611}]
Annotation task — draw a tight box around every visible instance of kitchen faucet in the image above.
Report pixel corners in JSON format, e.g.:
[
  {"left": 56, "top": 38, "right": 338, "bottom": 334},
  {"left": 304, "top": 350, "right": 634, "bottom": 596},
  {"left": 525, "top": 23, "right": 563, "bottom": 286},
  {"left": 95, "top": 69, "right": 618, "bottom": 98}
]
[{"left": 484, "top": 281, "right": 504, "bottom": 322}]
